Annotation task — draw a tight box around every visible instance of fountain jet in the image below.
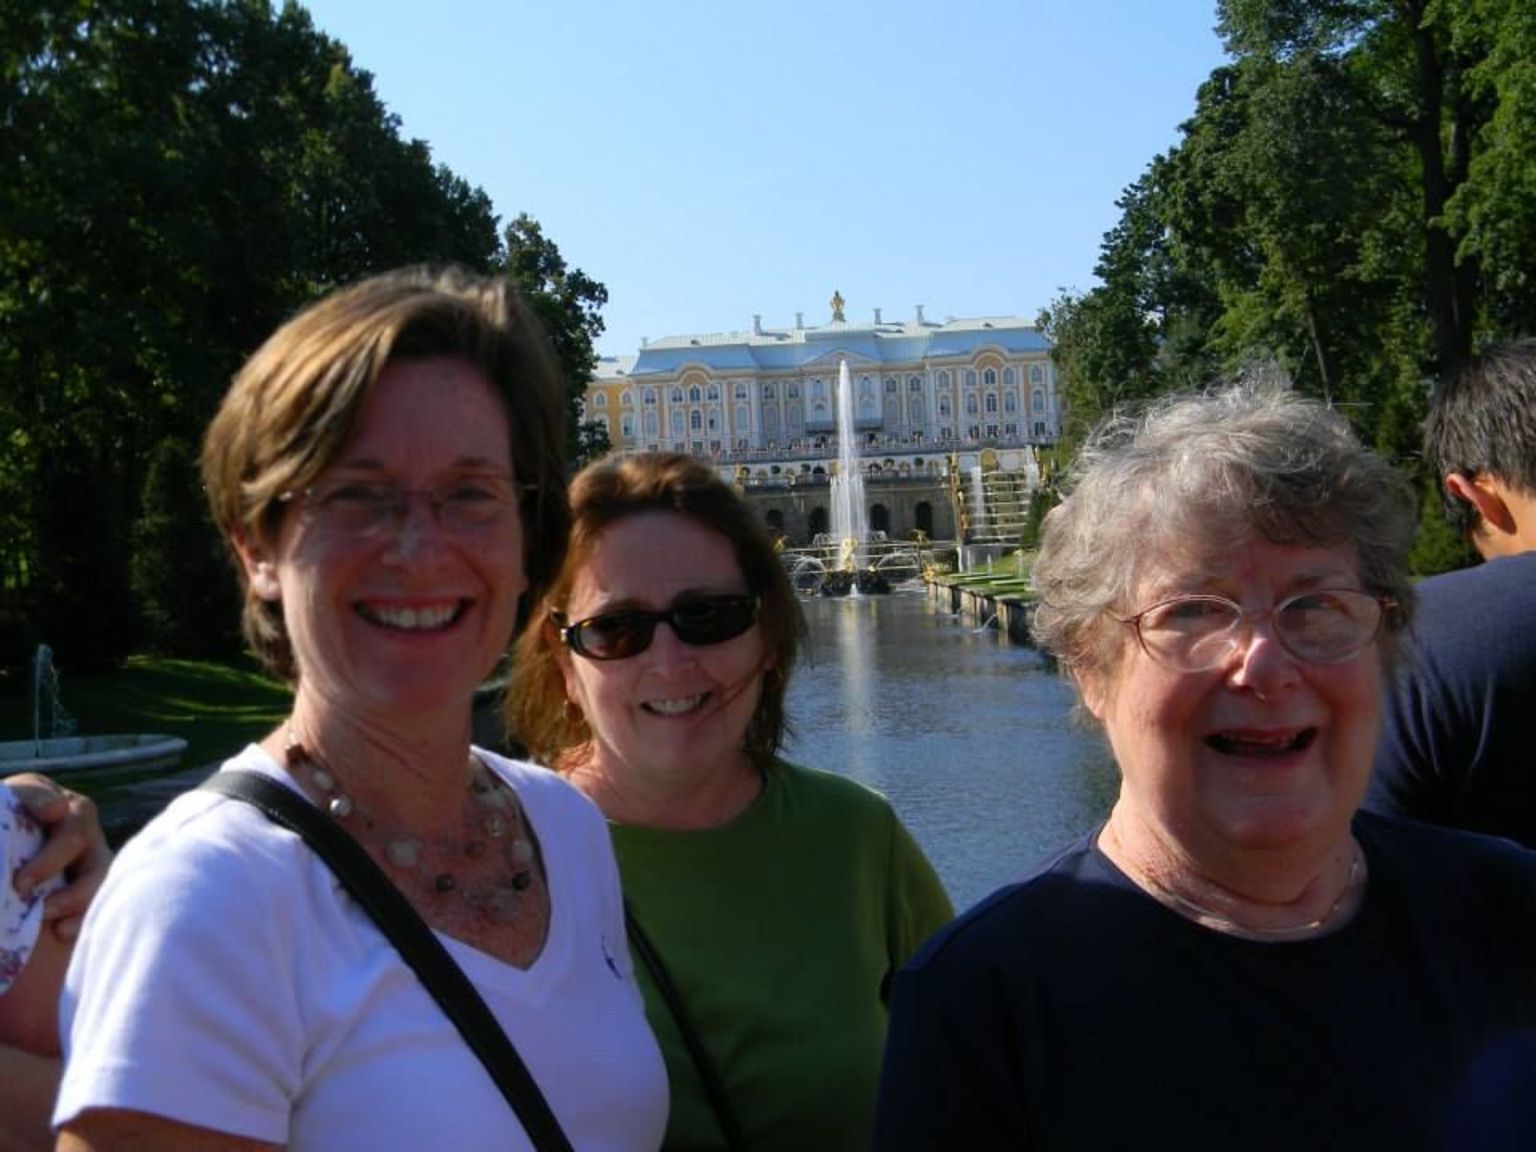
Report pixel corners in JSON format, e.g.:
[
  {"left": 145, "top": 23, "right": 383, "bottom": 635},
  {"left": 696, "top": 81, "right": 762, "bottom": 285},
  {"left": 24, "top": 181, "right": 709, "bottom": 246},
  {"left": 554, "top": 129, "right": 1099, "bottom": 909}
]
[{"left": 829, "top": 358, "right": 868, "bottom": 572}]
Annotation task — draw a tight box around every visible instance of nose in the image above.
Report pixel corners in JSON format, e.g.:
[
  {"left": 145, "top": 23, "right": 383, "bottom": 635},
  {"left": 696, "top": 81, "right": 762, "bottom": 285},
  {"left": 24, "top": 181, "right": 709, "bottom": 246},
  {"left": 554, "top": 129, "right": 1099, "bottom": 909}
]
[
  {"left": 643, "top": 618, "right": 698, "bottom": 668},
  {"left": 1225, "top": 615, "right": 1302, "bottom": 695},
  {"left": 382, "top": 492, "right": 447, "bottom": 560}
]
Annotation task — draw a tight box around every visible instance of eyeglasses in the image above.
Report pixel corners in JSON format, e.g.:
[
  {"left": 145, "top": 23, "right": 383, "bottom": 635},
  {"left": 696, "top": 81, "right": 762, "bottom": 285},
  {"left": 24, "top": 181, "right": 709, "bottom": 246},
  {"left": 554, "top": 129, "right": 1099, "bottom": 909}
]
[
  {"left": 1112, "top": 589, "right": 1394, "bottom": 673},
  {"left": 554, "top": 595, "right": 759, "bottom": 661},
  {"left": 282, "top": 475, "right": 528, "bottom": 538}
]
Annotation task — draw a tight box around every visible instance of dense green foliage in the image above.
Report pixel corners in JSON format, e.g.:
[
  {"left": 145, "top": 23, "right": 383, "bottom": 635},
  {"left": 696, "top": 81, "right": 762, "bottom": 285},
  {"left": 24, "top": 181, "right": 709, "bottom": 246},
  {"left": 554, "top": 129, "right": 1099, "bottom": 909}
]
[
  {"left": 1041, "top": 0, "right": 1536, "bottom": 572},
  {"left": 0, "top": 0, "right": 607, "bottom": 672}
]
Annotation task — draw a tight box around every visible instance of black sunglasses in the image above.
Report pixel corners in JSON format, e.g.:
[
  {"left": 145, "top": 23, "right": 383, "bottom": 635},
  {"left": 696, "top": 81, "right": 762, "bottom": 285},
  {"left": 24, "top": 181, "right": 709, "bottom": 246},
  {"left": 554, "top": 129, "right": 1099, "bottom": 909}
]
[{"left": 554, "top": 594, "right": 759, "bottom": 661}]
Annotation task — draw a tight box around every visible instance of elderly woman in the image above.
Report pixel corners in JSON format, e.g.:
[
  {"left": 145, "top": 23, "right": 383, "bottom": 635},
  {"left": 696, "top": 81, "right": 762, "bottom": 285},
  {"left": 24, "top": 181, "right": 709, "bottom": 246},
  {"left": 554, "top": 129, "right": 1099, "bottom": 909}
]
[
  {"left": 55, "top": 267, "right": 668, "bottom": 1151},
  {"left": 875, "top": 385, "right": 1536, "bottom": 1149},
  {"left": 509, "top": 452, "right": 953, "bottom": 1151}
]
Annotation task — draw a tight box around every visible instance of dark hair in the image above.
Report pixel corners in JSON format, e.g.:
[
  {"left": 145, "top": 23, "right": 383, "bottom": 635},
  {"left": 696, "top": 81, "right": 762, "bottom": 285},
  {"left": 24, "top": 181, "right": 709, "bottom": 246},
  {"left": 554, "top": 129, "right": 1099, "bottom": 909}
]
[
  {"left": 1427, "top": 339, "right": 1536, "bottom": 534},
  {"left": 1031, "top": 380, "right": 1417, "bottom": 689},
  {"left": 202, "top": 264, "right": 569, "bottom": 682},
  {"left": 508, "top": 452, "right": 804, "bottom": 769}
]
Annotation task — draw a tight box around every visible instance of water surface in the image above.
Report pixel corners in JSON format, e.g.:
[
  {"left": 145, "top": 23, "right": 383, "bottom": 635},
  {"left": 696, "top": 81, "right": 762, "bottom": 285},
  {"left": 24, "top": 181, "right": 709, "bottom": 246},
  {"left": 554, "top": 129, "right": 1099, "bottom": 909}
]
[{"left": 783, "top": 591, "right": 1118, "bottom": 913}]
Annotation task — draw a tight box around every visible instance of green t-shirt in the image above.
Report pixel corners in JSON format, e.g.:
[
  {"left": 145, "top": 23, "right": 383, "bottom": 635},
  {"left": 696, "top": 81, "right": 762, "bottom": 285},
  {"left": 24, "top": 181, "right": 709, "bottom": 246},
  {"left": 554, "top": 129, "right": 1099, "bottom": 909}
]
[{"left": 610, "top": 761, "right": 954, "bottom": 1151}]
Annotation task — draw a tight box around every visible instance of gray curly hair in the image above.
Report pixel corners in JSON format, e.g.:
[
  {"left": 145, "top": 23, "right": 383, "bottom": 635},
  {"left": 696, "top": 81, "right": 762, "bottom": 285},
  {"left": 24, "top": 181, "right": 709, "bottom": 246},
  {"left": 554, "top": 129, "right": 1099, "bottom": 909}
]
[{"left": 1030, "top": 380, "right": 1417, "bottom": 688}]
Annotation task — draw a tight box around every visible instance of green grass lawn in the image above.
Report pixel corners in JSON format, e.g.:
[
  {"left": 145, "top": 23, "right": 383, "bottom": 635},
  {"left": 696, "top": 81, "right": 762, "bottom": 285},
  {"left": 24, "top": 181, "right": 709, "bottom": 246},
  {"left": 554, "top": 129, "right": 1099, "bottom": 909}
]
[{"left": 0, "top": 654, "right": 292, "bottom": 775}]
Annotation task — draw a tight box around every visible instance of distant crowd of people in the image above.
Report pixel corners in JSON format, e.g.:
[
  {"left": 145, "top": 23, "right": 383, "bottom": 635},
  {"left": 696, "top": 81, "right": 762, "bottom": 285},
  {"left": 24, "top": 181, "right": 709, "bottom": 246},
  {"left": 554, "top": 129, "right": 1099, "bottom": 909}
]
[{"left": 4, "top": 267, "right": 1534, "bottom": 1151}]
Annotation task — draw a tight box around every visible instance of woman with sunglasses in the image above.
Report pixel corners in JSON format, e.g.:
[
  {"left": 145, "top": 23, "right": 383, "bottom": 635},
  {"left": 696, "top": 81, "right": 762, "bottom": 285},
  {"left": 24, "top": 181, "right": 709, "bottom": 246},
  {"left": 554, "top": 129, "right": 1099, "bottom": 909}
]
[
  {"left": 509, "top": 452, "right": 953, "bottom": 1151},
  {"left": 874, "top": 384, "right": 1536, "bottom": 1149},
  {"left": 54, "top": 267, "right": 667, "bottom": 1151}
]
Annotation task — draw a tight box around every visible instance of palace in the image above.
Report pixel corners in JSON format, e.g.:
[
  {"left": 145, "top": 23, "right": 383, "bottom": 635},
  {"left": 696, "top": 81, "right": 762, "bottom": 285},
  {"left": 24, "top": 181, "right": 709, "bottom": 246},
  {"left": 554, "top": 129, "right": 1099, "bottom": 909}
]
[{"left": 583, "top": 301, "right": 1060, "bottom": 465}]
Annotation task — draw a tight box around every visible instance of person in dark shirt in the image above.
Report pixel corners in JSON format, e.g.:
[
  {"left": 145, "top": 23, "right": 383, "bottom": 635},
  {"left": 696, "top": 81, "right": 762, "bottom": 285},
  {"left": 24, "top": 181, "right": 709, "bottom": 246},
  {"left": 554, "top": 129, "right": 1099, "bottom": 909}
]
[
  {"left": 875, "top": 383, "right": 1536, "bottom": 1151},
  {"left": 1367, "top": 340, "right": 1536, "bottom": 846}
]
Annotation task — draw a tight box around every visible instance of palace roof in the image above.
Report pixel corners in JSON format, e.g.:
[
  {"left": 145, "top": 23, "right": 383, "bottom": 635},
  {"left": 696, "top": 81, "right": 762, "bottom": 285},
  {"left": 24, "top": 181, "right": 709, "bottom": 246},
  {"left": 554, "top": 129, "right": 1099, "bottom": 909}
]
[{"left": 596, "top": 315, "right": 1048, "bottom": 381}]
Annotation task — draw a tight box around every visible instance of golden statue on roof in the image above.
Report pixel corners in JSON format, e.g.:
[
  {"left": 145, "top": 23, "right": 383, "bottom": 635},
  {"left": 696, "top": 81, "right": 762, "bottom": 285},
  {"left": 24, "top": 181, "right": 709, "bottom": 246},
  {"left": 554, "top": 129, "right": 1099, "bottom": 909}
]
[{"left": 830, "top": 290, "right": 845, "bottom": 322}]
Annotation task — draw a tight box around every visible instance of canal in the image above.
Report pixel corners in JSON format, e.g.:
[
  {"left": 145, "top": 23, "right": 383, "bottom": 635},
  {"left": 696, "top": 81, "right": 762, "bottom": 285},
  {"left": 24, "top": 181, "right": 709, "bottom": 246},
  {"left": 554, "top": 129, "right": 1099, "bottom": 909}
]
[{"left": 783, "top": 590, "right": 1118, "bottom": 913}]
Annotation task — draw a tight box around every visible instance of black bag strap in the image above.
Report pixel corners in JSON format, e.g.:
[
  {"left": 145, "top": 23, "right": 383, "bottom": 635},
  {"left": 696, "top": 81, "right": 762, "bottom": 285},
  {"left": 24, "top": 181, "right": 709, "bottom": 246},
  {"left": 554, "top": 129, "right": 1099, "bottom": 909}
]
[
  {"left": 624, "top": 900, "right": 746, "bottom": 1151},
  {"left": 203, "top": 770, "right": 574, "bottom": 1152}
]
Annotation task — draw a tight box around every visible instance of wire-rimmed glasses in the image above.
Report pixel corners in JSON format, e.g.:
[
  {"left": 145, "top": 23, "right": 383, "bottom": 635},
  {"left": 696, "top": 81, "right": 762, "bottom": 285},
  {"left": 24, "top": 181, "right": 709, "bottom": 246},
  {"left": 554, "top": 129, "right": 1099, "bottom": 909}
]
[
  {"left": 282, "top": 475, "right": 529, "bottom": 538},
  {"left": 1112, "top": 589, "right": 1395, "bottom": 673}
]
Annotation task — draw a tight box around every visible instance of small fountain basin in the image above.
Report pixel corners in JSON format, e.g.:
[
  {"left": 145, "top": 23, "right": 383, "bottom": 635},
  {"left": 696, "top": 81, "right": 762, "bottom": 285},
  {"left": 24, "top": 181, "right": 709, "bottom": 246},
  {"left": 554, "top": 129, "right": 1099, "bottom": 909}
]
[{"left": 0, "top": 734, "right": 189, "bottom": 778}]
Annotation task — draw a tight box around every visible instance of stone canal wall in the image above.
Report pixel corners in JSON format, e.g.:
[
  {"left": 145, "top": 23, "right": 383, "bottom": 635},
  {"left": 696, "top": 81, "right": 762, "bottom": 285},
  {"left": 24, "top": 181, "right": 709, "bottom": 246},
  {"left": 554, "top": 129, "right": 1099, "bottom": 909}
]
[{"left": 927, "top": 580, "right": 1037, "bottom": 648}]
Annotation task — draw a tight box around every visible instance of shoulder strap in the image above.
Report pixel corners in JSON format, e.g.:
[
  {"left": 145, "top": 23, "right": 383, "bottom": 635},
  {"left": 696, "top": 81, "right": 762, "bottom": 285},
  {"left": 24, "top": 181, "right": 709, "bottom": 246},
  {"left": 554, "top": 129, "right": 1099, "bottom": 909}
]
[
  {"left": 624, "top": 900, "right": 746, "bottom": 1151},
  {"left": 203, "top": 770, "right": 574, "bottom": 1152}
]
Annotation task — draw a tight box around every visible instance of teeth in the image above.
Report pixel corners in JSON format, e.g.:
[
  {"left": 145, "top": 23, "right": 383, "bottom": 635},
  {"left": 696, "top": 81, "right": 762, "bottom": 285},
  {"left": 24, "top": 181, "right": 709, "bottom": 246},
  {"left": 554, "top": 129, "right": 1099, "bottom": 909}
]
[
  {"left": 366, "top": 603, "right": 459, "bottom": 631},
  {"left": 1207, "top": 730, "right": 1311, "bottom": 755},
  {"left": 645, "top": 695, "right": 705, "bottom": 715}
]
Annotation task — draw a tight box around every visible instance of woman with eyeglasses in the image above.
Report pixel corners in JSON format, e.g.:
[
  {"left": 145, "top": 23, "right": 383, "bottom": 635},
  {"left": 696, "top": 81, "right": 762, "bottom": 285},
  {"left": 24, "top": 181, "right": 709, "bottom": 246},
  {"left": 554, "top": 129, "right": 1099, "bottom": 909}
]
[
  {"left": 54, "top": 267, "right": 668, "bottom": 1152},
  {"left": 508, "top": 452, "right": 953, "bottom": 1151},
  {"left": 875, "top": 384, "right": 1536, "bottom": 1150}
]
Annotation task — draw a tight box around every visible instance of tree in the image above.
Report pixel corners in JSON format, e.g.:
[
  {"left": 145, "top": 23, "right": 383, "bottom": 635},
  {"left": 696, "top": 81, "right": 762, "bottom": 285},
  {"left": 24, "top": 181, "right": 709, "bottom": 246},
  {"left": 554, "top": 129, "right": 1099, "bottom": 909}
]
[
  {"left": 498, "top": 213, "right": 611, "bottom": 466},
  {"left": 0, "top": 0, "right": 525, "bottom": 668},
  {"left": 132, "top": 439, "right": 239, "bottom": 656}
]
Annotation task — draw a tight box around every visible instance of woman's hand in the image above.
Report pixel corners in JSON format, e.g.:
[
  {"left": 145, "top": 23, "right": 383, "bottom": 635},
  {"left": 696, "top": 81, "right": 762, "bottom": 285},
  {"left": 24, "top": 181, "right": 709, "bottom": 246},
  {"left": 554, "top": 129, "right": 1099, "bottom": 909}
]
[{"left": 4, "top": 773, "right": 112, "bottom": 942}]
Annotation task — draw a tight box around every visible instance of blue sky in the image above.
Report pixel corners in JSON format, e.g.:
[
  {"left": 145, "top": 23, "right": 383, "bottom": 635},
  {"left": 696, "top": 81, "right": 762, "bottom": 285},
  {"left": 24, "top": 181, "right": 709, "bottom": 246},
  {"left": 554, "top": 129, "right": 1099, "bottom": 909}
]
[{"left": 299, "top": 1, "right": 1229, "bottom": 357}]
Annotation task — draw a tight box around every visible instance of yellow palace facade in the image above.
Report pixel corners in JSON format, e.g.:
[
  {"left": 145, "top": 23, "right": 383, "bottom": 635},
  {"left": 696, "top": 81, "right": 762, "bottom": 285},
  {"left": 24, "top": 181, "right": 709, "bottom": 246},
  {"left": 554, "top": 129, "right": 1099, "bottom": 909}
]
[{"left": 583, "top": 300, "right": 1060, "bottom": 465}]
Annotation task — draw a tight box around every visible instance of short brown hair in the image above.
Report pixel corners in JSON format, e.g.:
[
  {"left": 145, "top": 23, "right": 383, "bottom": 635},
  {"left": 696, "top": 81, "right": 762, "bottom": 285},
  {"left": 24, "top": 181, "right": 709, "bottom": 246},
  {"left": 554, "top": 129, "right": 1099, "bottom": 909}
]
[
  {"left": 508, "top": 452, "right": 803, "bottom": 769},
  {"left": 201, "top": 265, "right": 569, "bottom": 682}
]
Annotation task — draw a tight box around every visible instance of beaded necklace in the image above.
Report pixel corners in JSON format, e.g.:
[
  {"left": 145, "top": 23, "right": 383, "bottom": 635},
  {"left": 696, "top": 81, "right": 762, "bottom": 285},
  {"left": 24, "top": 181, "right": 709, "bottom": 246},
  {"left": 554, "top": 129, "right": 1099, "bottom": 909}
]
[{"left": 284, "top": 732, "right": 537, "bottom": 923}]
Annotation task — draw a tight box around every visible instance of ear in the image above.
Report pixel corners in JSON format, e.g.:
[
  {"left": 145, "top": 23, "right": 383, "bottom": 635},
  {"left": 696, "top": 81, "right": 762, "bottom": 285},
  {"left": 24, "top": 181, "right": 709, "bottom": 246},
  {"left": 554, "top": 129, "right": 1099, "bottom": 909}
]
[
  {"left": 1076, "top": 666, "right": 1109, "bottom": 724},
  {"left": 1445, "top": 472, "right": 1517, "bottom": 541},
  {"left": 233, "top": 532, "right": 282, "bottom": 602}
]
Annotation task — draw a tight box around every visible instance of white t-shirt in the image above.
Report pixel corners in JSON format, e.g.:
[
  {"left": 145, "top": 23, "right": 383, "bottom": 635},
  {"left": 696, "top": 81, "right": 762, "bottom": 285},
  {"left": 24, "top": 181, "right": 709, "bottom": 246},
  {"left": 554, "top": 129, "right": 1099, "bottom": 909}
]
[
  {"left": 56, "top": 746, "right": 668, "bottom": 1150},
  {"left": 1, "top": 783, "right": 61, "bottom": 998}
]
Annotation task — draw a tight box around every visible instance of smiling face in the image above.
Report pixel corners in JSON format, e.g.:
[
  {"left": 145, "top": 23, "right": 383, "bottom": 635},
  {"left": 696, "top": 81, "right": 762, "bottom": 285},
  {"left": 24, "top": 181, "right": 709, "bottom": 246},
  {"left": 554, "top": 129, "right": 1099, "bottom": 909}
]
[
  {"left": 556, "top": 511, "right": 770, "bottom": 785},
  {"left": 1081, "top": 538, "right": 1384, "bottom": 864},
  {"left": 238, "top": 357, "right": 526, "bottom": 724}
]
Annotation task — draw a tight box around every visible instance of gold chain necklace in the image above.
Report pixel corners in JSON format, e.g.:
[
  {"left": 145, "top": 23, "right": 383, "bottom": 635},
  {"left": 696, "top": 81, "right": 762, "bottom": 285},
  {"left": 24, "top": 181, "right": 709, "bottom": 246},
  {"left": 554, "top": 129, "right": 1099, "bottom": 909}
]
[
  {"left": 284, "top": 731, "right": 537, "bottom": 923},
  {"left": 1106, "top": 826, "right": 1366, "bottom": 942}
]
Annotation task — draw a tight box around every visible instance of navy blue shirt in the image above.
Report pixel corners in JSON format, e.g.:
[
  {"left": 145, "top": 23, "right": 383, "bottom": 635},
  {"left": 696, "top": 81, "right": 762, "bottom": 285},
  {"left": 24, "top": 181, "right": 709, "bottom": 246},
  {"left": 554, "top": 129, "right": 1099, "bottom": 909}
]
[
  {"left": 875, "top": 814, "right": 1536, "bottom": 1150},
  {"left": 1368, "top": 552, "right": 1536, "bottom": 847}
]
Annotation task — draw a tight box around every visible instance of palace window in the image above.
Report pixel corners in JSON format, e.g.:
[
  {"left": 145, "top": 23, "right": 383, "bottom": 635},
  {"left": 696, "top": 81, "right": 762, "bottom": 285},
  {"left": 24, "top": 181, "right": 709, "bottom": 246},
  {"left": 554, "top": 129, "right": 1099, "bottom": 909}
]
[
  {"left": 763, "top": 383, "right": 777, "bottom": 399},
  {"left": 885, "top": 376, "right": 898, "bottom": 394},
  {"left": 985, "top": 393, "right": 998, "bottom": 414},
  {"left": 643, "top": 411, "right": 659, "bottom": 438},
  {"left": 1004, "top": 391, "right": 1017, "bottom": 412},
  {"left": 965, "top": 394, "right": 979, "bottom": 415},
  {"left": 1033, "top": 389, "right": 1045, "bottom": 412},
  {"left": 690, "top": 411, "right": 703, "bottom": 431},
  {"left": 671, "top": 387, "right": 684, "bottom": 404},
  {"left": 735, "top": 383, "right": 748, "bottom": 400},
  {"left": 689, "top": 386, "right": 703, "bottom": 403},
  {"left": 983, "top": 368, "right": 996, "bottom": 387},
  {"left": 707, "top": 384, "right": 720, "bottom": 401},
  {"left": 643, "top": 387, "right": 657, "bottom": 406},
  {"left": 621, "top": 415, "right": 634, "bottom": 437},
  {"left": 939, "top": 395, "right": 951, "bottom": 416},
  {"left": 620, "top": 390, "right": 633, "bottom": 408},
  {"left": 593, "top": 393, "right": 607, "bottom": 408},
  {"left": 1003, "top": 367, "right": 1015, "bottom": 387},
  {"left": 1030, "top": 365, "right": 1044, "bottom": 385},
  {"left": 908, "top": 375, "right": 922, "bottom": 393},
  {"left": 965, "top": 370, "right": 978, "bottom": 388}
]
